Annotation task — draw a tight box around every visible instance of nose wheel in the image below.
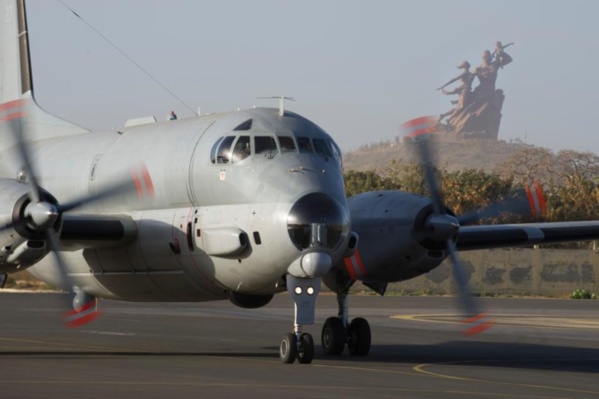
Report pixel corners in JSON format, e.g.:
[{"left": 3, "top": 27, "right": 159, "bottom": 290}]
[{"left": 279, "top": 332, "right": 315, "bottom": 364}]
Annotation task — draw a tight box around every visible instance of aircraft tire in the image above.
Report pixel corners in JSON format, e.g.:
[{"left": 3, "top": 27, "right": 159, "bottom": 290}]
[
  {"left": 347, "top": 317, "right": 371, "bottom": 356},
  {"left": 298, "top": 333, "right": 314, "bottom": 364},
  {"left": 321, "top": 317, "right": 345, "bottom": 356},
  {"left": 280, "top": 333, "right": 297, "bottom": 364}
]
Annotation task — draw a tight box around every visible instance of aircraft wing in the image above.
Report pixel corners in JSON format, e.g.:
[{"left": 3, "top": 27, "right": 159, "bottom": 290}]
[
  {"left": 456, "top": 221, "right": 599, "bottom": 251},
  {"left": 59, "top": 214, "right": 137, "bottom": 250}
]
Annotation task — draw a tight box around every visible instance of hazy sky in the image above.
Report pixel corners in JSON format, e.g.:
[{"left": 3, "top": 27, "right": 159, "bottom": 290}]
[{"left": 25, "top": 0, "right": 599, "bottom": 154}]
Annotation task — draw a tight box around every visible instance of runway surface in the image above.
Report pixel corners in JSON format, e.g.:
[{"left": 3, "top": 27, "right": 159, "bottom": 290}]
[{"left": 1, "top": 292, "right": 598, "bottom": 399}]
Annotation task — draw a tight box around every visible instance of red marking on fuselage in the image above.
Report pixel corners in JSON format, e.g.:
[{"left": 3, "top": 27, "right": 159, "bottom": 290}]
[
  {"left": 141, "top": 165, "right": 155, "bottom": 197},
  {"left": 344, "top": 250, "right": 367, "bottom": 281},
  {"left": 0, "top": 99, "right": 24, "bottom": 112},
  {"left": 132, "top": 172, "right": 144, "bottom": 199},
  {"left": 344, "top": 257, "right": 358, "bottom": 280},
  {"left": 0, "top": 111, "right": 26, "bottom": 122},
  {"left": 354, "top": 250, "right": 367, "bottom": 277}
]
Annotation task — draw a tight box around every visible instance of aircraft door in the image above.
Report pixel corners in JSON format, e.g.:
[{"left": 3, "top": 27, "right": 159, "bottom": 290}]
[
  {"left": 172, "top": 208, "right": 222, "bottom": 298},
  {"left": 167, "top": 121, "right": 215, "bottom": 206}
]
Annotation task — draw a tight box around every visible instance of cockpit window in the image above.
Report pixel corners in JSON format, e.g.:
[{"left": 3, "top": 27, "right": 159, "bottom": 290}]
[
  {"left": 215, "top": 136, "right": 236, "bottom": 163},
  {"left": 232, "top": 136, "right": 251, "bottom": 162},
  {"left": 313, "top": 138, "right": 332, "bottom": 157},
  {"left": 233, "top": 119, "right": 253, "bottom": 131},
  {"left": 279, "top": 136, "right": 296, "bottom": 153},
  {"left": 297, "top": 137, "right": 313, "bottom": 153},
  {"left": 210, "top": 137, "right": 224, "bottom": 164},
  {"left": 329, "top": 140, "right": 342, "bottom": 166},
  {"left": 255, "top": 136, "right": 278, "bottom": 158}
]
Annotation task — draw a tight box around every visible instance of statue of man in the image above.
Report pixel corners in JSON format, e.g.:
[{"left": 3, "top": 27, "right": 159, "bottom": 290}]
[{"left": 472, "top": 45, "right": 512, "bottom": 99}]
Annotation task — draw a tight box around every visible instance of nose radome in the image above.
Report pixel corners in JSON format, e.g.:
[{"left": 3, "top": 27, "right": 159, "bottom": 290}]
[{"left": 287, "top": 193, "right": 349, "bottom": 251}]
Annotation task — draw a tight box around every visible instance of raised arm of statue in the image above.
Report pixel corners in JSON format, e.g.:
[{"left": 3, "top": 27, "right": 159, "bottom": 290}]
[
  {"left": 494, "top": 41, "right": 513, "bottom": 68},
  {"left": 496, "top": 50, "right": 512, "bottom": 68},
  {"left": 437, "top": 75, "right": 461, "bottom": 91},
  {"left": 438, "top": 61, "right": 472, "bottom": 91}
]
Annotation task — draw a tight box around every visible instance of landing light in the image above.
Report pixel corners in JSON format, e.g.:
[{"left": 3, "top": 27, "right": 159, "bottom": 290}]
[
  {"left": 294, "top": 287, "right": 303, "bottom": 295},
  {"left": 307, "top": 287, "right": 315, "bottom": 295}
]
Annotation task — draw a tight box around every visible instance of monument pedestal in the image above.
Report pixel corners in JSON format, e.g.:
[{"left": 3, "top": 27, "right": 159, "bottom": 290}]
[{"left": 445, "top": 89, "right": 505, "bottom": 140}]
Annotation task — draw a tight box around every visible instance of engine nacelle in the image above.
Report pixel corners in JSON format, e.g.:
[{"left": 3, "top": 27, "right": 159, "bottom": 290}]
[
  {"left": 228, "top": 291, "right": 274, "bottom": 309},
  {"left": 340, "top": 190, "right": 449, "bottom": 283},
  {"left": 0, "top": 178, "right": 55, "bottom": 273}
]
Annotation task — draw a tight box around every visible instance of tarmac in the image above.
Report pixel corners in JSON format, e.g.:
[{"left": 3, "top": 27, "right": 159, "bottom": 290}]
[{"left": 1, "top": 292, "right": 598, "bottom": 399}]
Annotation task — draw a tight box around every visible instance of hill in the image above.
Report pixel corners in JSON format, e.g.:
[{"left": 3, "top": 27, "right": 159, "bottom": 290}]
[{"left": 343, "top": 138, "right": 526, "bottom": 172}]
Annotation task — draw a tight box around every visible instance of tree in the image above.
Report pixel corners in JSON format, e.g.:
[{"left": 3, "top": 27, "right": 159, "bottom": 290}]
[
  {"left": 379, "top": 159, "right": 428, "bottom": 196},
  {"left": 343, "top": 170, "right": 402, "bottom": 197},
  {"left": 441, "top": 168, "right": 514, "bottom": 218}
]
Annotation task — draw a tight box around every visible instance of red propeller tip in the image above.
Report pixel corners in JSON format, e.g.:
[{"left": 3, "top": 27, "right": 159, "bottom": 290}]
[
  {"left": 64, "top": 299, "right": 101, "bottom": 328},
  {"left": 461, "top": 312, "right": 495, "bottom": 336},
  {"left": 524, "top": 180, "right": 546, "bottom": 219}
]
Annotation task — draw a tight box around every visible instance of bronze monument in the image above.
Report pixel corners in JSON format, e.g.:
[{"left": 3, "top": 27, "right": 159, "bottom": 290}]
[{"left": 438, "top": 41, "right": 513, "bottom": 140}]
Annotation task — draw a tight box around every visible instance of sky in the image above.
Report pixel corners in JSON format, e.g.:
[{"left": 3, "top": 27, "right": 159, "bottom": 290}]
[{"left": 25, "top": 0, "right": 599, "bottom": 154}]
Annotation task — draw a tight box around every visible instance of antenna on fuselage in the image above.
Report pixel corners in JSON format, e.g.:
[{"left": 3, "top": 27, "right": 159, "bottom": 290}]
[{"left": 256, "top": 96, "right": 295, "bottom": 116}]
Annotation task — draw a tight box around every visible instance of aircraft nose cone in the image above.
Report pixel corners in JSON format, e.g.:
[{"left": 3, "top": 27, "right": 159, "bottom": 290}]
[{"left": 287, "top": 193, "right": 349, "bottom": 251}]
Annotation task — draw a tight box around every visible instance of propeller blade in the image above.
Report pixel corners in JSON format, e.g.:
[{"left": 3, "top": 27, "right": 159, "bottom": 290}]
[
  {"left": 458, "top": 182, "right": 547, "bottom": 225},
  {"left": 446, "top": 241, "right": 494, "bottom": 335},
  {"left": 45, "top": 229, "right": 99, "bottom": 328},
  {"left": 44, "top": 228, "right": 71, "bottom": 290},
  {"left": 415, "top": 138, "right": 444, "bottom": 215},
  {"left": 56, "top": 178, "right": 137, "bottom": 214},
  {"left": 0, "top": 175, "right": 136, "bottom": 233}
]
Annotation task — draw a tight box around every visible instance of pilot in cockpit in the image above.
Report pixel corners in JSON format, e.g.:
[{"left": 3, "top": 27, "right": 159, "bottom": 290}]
[{"left": 232, "top": 138, "right": 251, "bottom": 162}]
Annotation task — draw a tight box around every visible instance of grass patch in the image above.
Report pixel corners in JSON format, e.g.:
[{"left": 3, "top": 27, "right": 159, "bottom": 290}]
[{"left": 569, "top": 289, "right": 596, "bottom": 300}]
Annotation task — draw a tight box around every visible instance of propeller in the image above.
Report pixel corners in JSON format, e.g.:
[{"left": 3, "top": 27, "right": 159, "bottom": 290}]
[
  {"left": 4, "top": 104, "right": 145, "bottom": 327},
  {"left": 413, "top": 137, "right": 546, "bottom": 333},
  {"left": 414, "top": 137, "right": 495, "bottom": 335}
]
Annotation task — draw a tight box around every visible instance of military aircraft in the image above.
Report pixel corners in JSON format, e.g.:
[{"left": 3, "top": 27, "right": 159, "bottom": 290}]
[{"left": 2, "top": 0, "right": 599, "bottom": 364}]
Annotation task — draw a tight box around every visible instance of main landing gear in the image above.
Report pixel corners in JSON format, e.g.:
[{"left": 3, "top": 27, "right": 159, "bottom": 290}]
[
  {"left": 321, "top": 290, "right": 371, "bottom": 356},
  {"left": 280, "top": 274, "right": 319, "bottom": 364}
]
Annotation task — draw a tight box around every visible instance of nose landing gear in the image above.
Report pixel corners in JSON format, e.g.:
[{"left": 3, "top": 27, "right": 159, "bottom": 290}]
[{"left": 279, "top": 274, "right": 319, "bottom": 364}]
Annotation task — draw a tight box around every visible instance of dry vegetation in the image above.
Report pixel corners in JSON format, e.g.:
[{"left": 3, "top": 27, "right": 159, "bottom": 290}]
[
  {"left": 4, "top": 271, "right": 53, "bottom": 291},
  {"left": 343, "top": 138, "right": 526, "bottom": 172}
]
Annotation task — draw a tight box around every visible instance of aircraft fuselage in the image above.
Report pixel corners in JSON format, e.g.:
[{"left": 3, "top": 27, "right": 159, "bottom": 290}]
[{"left": 11, "top": 108, "right": 350, "bottom": 302}]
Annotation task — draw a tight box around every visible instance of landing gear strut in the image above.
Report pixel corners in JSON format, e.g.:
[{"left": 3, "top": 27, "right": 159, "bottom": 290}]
[
  {"left": 321, "top": 286, "right": 371, "bottom": 356},
  {"left": 280, "top": 274, "right": 319, "bottom": 364}
]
